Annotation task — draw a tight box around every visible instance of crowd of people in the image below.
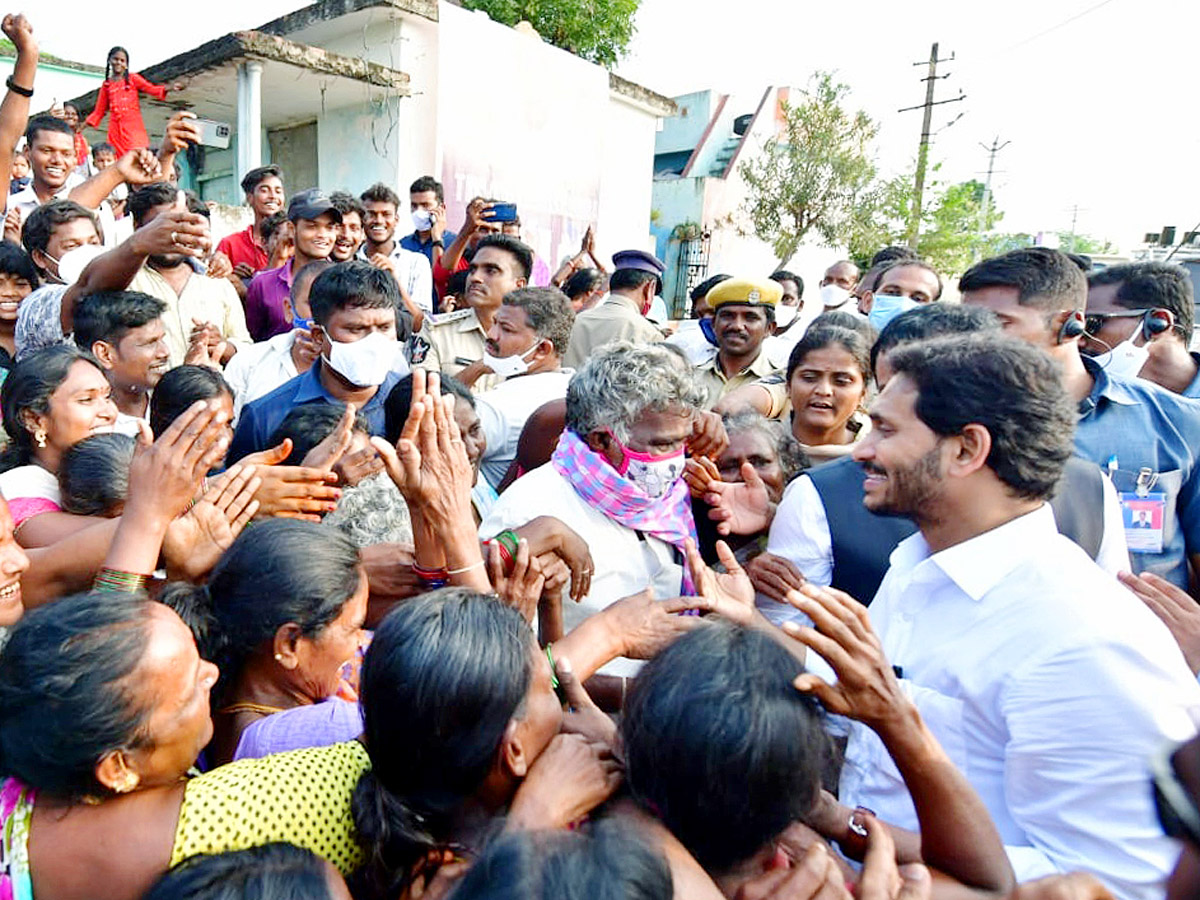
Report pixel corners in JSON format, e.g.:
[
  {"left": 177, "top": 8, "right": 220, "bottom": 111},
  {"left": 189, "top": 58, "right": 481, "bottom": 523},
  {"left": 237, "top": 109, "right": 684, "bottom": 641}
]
[{"left": 1, "top": 12, "right": 1200, "bottom": 900}]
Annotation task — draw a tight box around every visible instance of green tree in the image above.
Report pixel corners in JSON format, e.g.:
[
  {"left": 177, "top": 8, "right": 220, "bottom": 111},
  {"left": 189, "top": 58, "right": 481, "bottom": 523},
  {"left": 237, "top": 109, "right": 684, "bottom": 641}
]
[
  {"left": 461, "top": 0, "right": 641, "bottom": 67},
  {"left": 1058, "top": 232, "right": 1116, "bottom": 255},
  {"left": 738, "top": 73, "right": 878, "bottom": 268}
]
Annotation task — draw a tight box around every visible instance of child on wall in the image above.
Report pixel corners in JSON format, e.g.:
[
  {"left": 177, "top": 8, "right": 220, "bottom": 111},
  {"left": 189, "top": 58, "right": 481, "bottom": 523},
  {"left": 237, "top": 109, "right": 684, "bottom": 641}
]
[{"left": 84, "top": 46, "right": 183, "bottom": 156}]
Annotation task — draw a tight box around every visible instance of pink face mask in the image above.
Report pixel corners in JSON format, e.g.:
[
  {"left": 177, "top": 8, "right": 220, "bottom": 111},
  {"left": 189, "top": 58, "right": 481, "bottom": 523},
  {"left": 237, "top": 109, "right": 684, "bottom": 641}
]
[{"left": 609, "top": 432, "right": 685, "bottom": 500}]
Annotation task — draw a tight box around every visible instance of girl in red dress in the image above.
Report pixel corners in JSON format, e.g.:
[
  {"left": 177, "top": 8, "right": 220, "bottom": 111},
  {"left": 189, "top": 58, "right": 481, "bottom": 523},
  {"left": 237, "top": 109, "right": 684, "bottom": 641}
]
[{"left": 84, "top": 46, "right": 182, "bottom": 157}]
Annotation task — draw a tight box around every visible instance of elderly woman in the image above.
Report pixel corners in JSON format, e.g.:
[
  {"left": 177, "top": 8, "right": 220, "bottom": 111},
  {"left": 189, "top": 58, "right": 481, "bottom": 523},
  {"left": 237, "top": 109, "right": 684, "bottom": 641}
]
[
  {"left": 481, "top": 341, "right": 706, "bottom": 665},
  {"left": 163, "top": 519, "right": 369, "bottom": 767}
]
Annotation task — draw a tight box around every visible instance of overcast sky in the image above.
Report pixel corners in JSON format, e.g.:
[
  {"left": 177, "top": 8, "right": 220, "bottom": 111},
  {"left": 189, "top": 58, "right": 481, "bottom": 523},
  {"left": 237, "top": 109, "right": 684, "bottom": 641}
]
[{"left": 36, "top": 0, "right": 1196, "bottom": 251}]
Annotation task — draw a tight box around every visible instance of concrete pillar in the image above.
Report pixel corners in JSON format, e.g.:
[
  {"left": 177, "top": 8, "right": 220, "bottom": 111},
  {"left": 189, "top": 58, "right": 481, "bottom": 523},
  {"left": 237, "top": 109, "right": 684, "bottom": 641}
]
[{"left": 236, "top": 61, "right": 264, "bottom": 183}]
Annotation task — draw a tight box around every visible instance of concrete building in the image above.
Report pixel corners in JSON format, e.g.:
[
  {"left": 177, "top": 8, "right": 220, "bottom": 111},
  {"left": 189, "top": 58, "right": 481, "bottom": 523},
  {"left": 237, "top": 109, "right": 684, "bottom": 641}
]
[
  {"left": 68, "top": 0, "right": 675, "bottom": 267},
  {"left": 651, "top": 86, "right": 836, "bottom": 317}
]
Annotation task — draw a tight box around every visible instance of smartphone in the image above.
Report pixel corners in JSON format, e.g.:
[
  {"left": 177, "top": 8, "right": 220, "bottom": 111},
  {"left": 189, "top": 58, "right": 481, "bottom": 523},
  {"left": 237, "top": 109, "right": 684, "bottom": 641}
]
[
  {"left": 192, "top": 118, "right": 232, "bottom": 149},
  {"left": 485, "top": 202, "right": 518, "bottom": 223}
]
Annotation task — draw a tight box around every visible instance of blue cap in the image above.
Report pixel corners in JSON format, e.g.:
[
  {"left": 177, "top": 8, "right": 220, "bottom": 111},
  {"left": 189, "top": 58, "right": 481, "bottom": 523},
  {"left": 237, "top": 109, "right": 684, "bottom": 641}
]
[{"left": 611, "top": 249, "right": 665, "bottom": 276}]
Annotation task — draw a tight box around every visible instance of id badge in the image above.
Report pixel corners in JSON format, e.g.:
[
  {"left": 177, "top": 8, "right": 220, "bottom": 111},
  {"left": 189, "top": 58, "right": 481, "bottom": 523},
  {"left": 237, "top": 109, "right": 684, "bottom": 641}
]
[{"left": 1121, "top": 491, "right": 1166, "bottom": 553}]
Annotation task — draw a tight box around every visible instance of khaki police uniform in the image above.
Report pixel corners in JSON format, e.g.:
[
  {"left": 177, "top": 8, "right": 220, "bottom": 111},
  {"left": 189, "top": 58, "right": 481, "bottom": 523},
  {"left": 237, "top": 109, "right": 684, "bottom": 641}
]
[
  {"left": 409, "top": 308, "right": 502, "bottom": 393},
  {"left": 564, "top": 292, "right": 663, "bottom": 369}
]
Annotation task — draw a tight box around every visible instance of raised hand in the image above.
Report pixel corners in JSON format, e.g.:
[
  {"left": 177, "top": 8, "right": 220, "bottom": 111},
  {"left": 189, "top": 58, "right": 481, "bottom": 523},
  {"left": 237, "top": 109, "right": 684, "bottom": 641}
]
[
  {"left": 1, "top": 14, "right": 36, "bottom": 56},
  {"left": 555, "top": 654, "right": 617, "bottom": 747},
  {"left": 782, "top": 583, "right": 906, "bottom": 729},
  {"left": 159, "top": 111, "right": 200, "bottom": 155},
  {"left": 301, "top": 403, "right": 356, "bottom": 473},
  {"left": 130, "top": 206, "right": 211, "bottom": 259},
  {"left": 487, "top": 537, "right": 543, "bottom": 623},
  {"left": 162, "top": 463, "right": 261, "bottom": 581},
  {"left": 689, "top": 409, "right": 729, "bottom": 460},
  {"left": 512, "top": 515, "right": 594, "bottom": 604},
  {"left": 689, "top": 458, "right": 774, "bottom": 536},
  {"left": 205, "top": 250, "right": 233, "bottom": 280},
  {"left": 747, "top": 552, "right": 807, "bottom": 605},
  {"left": 125, "top": 402, "right": 230, "bottom": 525},
  {"left": 1119, "top": 569, "right": 1200, "bottom": 674},
  {"left": 684, "top": 537, "right": 756, "bottom": 626}
]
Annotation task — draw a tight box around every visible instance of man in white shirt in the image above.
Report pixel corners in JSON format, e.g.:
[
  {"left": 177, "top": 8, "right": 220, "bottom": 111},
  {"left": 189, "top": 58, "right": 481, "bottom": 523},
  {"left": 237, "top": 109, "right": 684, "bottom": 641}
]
[
  {"left": 473, "top": 286, "right": 575, "bottom": 489},
  {"left": 359, "top": 182, "right": 434, "bottom": 314},
  {"left": 830, "top": 331, "right": 1200, "bottom": 898},
  {"left": 223, "top": 259, "right": 330, "bottom": 420}
]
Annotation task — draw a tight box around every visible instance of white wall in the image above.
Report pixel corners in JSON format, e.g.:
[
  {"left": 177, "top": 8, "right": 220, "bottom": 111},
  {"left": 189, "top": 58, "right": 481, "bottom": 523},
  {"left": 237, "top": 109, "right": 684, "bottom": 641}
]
[
  {"left": 0, "top": 60, "right": 102, "bottom": 125},
  {"left": 598, "top": 95, "right": 660, "bottom": 257}
]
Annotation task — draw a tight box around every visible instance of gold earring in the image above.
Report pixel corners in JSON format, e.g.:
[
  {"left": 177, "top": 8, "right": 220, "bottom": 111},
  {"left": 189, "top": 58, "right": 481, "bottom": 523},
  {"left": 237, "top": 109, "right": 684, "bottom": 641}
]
[
  {"left": 274, "top": 653, "right": 283, "bottom": 661},
  {"left": 116, "top": 772, "right": 139, "bottom": 794},
  {"left": 34, "top": 429, "right": 46, "bottom": 449}
]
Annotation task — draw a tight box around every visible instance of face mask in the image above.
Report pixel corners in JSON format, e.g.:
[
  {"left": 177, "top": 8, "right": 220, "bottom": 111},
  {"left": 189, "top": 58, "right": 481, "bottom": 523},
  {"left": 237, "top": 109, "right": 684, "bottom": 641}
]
[
  {"left": 610, "top": 432, "right": 685, "bottom": 500},
  {"left": 482, "top": 341, "right": 539, "bottom": 379},
  {"left": 49, "top": 244, "right": 106, "bottom": 285},
  {"left": 819, "top": 284, "right": 852, "bottom": 308},
  {"left": 324, "top": 331, "right": 397, "bottom": 387},
  {"left": 411, "top": 209, "right": 434, "bottom": 232},
  {"left": 1092, "top": 336, "right": 1150, "bottom": 380},
  {"left": 775, "top": 304, "right": 798, "bottom": 328},
  {"left": 868, "top": 294, "right": 919, "bottom": 332},
  {"left": 698, "top": 316, "right": 718, "bottom": 346}
]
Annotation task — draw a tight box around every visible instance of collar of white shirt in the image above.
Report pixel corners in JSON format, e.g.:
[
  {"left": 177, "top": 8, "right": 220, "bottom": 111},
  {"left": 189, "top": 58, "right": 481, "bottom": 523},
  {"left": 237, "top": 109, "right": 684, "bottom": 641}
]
[{"left": 889, "top": 503, "right": 1057, "bottom": 602}]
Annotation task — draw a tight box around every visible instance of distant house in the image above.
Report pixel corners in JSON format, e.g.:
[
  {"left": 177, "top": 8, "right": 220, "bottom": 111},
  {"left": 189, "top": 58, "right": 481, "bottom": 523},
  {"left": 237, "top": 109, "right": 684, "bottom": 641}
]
[
  {"left": 651, "top": 86, "right": 833, "bottom": 316},
  {"left": 68, "top": 0, "right": 676, "bottom": 268}
]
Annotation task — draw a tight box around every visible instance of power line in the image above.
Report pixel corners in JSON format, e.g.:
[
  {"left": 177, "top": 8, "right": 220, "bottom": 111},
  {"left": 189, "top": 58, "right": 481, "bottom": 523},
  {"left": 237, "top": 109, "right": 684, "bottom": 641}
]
[{"left": 1006, "top": 0, "right": 1119, "bottom": 51}]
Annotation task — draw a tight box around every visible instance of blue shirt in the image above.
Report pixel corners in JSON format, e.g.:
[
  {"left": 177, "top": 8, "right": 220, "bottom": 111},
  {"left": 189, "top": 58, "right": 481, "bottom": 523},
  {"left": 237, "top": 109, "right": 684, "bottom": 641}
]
[
  {"left": 1074, "top": 357, "right": 1200, "bottom": 589},
  {"left": 1184, "top": 352, "right": 1200, "bottom": 399},
  {"left": 400, "top": 229, "right": 456, "bottom": 310},
  {"left": 229, "top": 362, "right": 403, "bottom": 462}
]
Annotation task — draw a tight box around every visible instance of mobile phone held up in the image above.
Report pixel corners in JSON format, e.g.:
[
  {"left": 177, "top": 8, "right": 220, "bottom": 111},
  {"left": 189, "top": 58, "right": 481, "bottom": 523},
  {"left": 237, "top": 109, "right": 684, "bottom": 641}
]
[
  {"left": 485, "top": 202, "right": 518, "bottom": 224},
  {"left": 192, "top": 118, "right": 232, "bottom": 149}
]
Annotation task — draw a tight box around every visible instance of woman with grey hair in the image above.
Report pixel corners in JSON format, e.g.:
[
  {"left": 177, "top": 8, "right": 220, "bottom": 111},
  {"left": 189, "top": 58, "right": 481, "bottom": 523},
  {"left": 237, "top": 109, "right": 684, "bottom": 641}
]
[{"left": 480, "top": 341, "right": 709, "bottom": 706}]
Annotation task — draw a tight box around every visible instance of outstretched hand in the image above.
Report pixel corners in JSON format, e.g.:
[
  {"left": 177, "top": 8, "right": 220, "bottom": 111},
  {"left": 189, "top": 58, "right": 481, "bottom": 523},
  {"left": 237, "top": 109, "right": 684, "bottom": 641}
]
[
  {"left": 125, "top": 401, "right": 230, "bottom": 524},
  {"left": 686, "top": 457, "right": 774, "bottom": 536},
  {"left": 1119, "top": 569, "right": 1200, "bottom": 675},
  {"left": 684, "top": 537, "right": 755, "bottom": 626}
]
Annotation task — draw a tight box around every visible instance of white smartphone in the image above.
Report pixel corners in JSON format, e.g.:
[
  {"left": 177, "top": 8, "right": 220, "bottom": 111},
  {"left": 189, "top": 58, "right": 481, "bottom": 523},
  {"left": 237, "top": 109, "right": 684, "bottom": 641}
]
[{"left": 192, "top": 118, "right": 232, "bottom": 149}]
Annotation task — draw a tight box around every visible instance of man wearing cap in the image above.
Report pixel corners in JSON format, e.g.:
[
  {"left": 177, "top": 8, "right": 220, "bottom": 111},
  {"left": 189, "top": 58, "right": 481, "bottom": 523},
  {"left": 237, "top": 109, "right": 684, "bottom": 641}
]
[
  {"left": 694, "top": 278, "right": 780, "bottom": 409},
  {"left": 564, "top": 249, "right": 665, "bottom": 369},
  {"left": 244, "top": 188, "right": 339, "bottom": 341}
]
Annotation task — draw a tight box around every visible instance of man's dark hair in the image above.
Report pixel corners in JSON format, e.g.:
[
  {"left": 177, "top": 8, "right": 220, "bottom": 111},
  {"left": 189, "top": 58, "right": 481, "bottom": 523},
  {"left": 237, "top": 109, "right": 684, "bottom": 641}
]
[
  {"left": 408, "top": 176, "right": 444, "bottom": 203},
  {"left": 360, "top": 182, "right": 401, "bottom": 209},
  {"left": 690, "top": 273, "right": 730, "bottom": 303},
  {"left": 269, "top": 403, "right": 371, "bottom": 466},
  {"left": 609, "top": 268, "right": 659, "bottom": 296},
  {"left": 259, "top": 211, "right": 287, "bottom": 243},
  {"left": 959, "top": 247, "right": 1086, "bottom": 314},
  {"left": 875, "top": 259, "right": 944, "bottom": 301},
  {"left": 1088, "top": 261, "right": 1195, "bottom": 338},
  {"left": 769, "top": 269, "right": 804, "bottom": 299},
  {"left": 886, "top": 333, "right": 1075, "bottom": 501},
  {"left": 128, "top": 183, "right": 207, "bottom": 227},
  {"left": 73, "top": 290, "right": 166, "bottom": 350},
  {"left": 329, "top": 190, "right": 366, "bottom": 222},
  {"left": 307, "top": 260, "right": 411, "bottom": 339},
  {"left": 870, "top": 246, "right": 918, "bottom": 268},
  {"left": 622, "top": 623, "right": 826, "bottom": 874},
  {"left": 502, "top": 287, "right": 575, "bottom": 357},
  {"left": 21, "top": 200, "right": 99, "bottom": 259},
  {"left": 870, "top": 303, "right": 1001, "bottom": 377},
  {"left": 91, "top": 142, "right": 115, "bottom": 159},
  {"left": 239, "top": 164, "right": 282, "bottom": 196},
  {"left": 474, "top": 234, "right": 533, "bottom": 283},
  {"left": 290, "top": 259, "right": 334, "bottom": 305},
  {"left": 562, "top": 267, "right": 604, "bottom": 302},
  {"left": 445, "top": 268, "right": 469, "bottom": 299},
  {"left": 59, "top": 433, "right": 135, "bottom": 516},
  {"left": 143, "top": 843, "right": 333, "bottom": 900},
  {"left": 24, "top": 114, "right": 72, "bottom": 148},
  {"left": 149, "top": 366, "right": 232, "bottom": 437}
]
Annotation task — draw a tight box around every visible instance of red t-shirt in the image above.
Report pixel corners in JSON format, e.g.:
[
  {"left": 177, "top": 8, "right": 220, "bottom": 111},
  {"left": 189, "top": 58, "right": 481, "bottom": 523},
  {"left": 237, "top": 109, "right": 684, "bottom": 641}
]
[{"left": 216, "top": 224, "right": 269, "bottom": 274}]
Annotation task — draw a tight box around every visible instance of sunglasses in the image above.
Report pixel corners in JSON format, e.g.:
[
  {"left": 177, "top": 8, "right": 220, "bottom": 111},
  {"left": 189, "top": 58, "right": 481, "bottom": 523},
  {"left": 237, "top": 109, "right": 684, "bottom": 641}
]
[
  {"left": 1083, "top": 308, "right": 1151, "bottom": 336},
  {"left": 1151, "top": 740, "right": 1200, "bottom": 847}
]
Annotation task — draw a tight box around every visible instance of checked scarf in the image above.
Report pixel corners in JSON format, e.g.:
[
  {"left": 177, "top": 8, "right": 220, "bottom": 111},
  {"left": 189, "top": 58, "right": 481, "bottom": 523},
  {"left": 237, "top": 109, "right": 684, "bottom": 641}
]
[{"left": 551, "top": 429, "right": 697, "bottom": 594}]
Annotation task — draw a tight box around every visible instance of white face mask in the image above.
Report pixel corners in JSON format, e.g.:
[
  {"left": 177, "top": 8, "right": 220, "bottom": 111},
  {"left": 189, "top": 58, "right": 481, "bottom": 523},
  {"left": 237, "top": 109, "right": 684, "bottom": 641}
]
[
  {"left": 50, "top": 244, "right": 106, "bottom": 285},
  {"left": 819, "top": 284, "right": 852, "bottom": 308},
  {"left": 411, "top": 209, "right": 434, "bottom": 232},
  {"left": 774, "top": 304, "right": 798, "bottom": 328},
  {"left": 324, "top": 331, "right": 397, "bottom": 387},
  {"left": 1092, "top": 336, "right": 1150, "bottom": 380},
  {"left": 482, "top": 341, "right": 539, "bottom": 379}
]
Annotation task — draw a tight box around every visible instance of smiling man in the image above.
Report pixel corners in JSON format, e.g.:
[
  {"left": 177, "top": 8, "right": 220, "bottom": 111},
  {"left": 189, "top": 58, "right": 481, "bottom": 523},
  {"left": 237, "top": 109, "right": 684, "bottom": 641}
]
[
  {"left": 72, "top": 289, "right": 169, "bottom": 430},
  {"left": 413, "top": 233, "right": 531, "bottom": 394},
  {"left": 838, "top": 331, "right": 1200, "bottom": 897},
  {"left": 358, "top": 182, "right": 433, "bottom": 315},
  {"left": 472, "top": 286, "right": 575, "bottom": 488},
  {"left": 9, "top": 116, "right": 81, "bottom": 222},
  {"left": 245, "top": 189, "right": 339, "bottom": 341},
  {"left": 693, "top": 277, "right": 780, "bottom": 409},
  {"left": 229, "top": 260, "right": 409, "bottom": 460},
  {"left": 215, "top": 164, "right": 284, "bottom": 283}
]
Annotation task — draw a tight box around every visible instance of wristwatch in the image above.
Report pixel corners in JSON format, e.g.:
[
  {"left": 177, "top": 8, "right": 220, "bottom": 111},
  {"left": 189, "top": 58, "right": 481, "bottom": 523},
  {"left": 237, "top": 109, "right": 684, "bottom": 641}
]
[{"left": 431, "top": 239, "right": 444, "bottom": 248}]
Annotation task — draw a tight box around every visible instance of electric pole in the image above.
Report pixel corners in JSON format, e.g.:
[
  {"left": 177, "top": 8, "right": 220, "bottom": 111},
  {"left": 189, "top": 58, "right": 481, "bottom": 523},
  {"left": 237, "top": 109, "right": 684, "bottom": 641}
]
[
  {"left": 899, "top": 43, "right": 966, "bottom": 248},
  {"left": 976, "top": 137, "right": 1010, "bottom": 255}
]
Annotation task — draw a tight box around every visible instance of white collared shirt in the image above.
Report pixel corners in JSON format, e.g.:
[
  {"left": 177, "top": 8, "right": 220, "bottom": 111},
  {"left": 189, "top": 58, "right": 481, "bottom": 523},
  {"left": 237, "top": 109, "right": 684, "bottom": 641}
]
[
  {"left": 222, "top": 330, "right": 302, "bottom": 421},
  {"left": 358, "top": 242, "right": 433, "bottom": 314},
  {"left": 474, "top": 369, "right": 573, "bottom": 490},
  {"left": 840, "top": 504, "right": 1200, "bottom": 897}
]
